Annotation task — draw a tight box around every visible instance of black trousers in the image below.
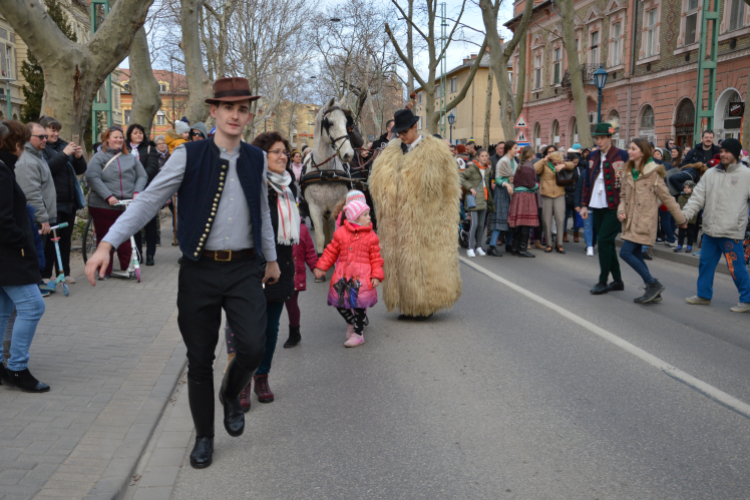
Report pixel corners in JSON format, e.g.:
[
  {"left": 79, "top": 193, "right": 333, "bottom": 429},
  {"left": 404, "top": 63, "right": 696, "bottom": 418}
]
[
  {"left": 177, "top": 255, "right": 268, "bottom": 384},
  {"left": 42, "top": 210, "right": 76, "bottom": 279},
  {"left": 678, "top": 224, "right": 699, "bottom": 247},
  {"left": 133, "top": 216, "right": 159, "bottom": 259},
  {"left": 337, "top": 307, "right": 367, "bottom": 334}
]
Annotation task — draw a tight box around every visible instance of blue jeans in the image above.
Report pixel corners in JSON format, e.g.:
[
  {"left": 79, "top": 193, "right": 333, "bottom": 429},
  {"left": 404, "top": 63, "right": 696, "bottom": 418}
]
[
  {"left": 564, "top": 207, "right": 582, "bottom": 233},
  {"left": 256, "top": 301, "right": 285, "bottom": 375},
  {"left": 697, "top": 235, "right": 750, "bottom": 303},
  {"left": 583, "top": 212, "right": 595, "bottom": 247},
  {"left": 0, "top": 284, "right": 46, "bottom": 371},
  {"left": 660, "top": 211, "right": 676, "bottom": 243},
  {"left": 619, "top": 240, "right": 657, "bottom": 285}
]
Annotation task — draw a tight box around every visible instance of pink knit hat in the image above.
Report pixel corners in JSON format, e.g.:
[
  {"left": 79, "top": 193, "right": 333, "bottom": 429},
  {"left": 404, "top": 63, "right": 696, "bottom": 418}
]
[
  {"left": 346, "top": 190, "right": 366, "bottom": 206},
  {"left": 345, "top": 200, "right": 370, "bottom": 222}
]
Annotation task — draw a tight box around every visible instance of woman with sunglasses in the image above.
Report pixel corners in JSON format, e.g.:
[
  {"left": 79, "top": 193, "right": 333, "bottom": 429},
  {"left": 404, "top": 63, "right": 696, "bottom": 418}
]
[
  {"left": 85, "top": 126, "right": 148, "bottom": 278},
  {"left": 126, "top": 124, "right": 160, "bottom": 266}
]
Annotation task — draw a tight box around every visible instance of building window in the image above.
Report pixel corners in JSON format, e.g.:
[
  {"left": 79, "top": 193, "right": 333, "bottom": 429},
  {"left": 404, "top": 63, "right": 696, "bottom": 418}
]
[
  {"left": 450, "top": 76, "right": 458, "bottom": 93},
  {"left": 590, "top": 31, "right": 600, "bottom": 65},
  {"left": 418, "top": 116, "right": 423, "bottom": 129},
  {"left": 639, "top": 104, "right": 655, "bottom": 141},
  {"left": 553, "top": 47, "right": 561, "bottom": 84},
  {"left": 729, "top": 0, "right": 744, "bottom": 31},
  {"left": 723, "top": 92, "right": 743, "bottom": 138},
  {"left": 156, "top": 112, "right": 165, "bottom": 126},
  {"left": 611, "top": 23, "right": 621, "bottom": 66},
  {"left": 124, "top": 109, "right": 131, "bottom": 125},
  {"left": 645, "top": 9, "right": 657, "bottom": 57},
  {"left": 123, "top": 82, "right": 130, "bottom": 91},
  {"left": 417, "top": 92, "right": 423, "bottom": 104},
  {"left": 551, "top": 120, "right": 560, "bottom": 147},
  {"left": 159, "top": 83, "right": 167, "bottom": 93},
  {"left": 685, "top": 0, "right": 699, "bottom": 44},
  {"left": 534, "top": 54, "right": 542, "bottom": 89}
]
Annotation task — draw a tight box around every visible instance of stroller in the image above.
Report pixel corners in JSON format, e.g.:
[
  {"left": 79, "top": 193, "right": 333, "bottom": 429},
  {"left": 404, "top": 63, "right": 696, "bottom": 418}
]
[{"left": 459, "top": 215, "right": 470, "bottom": 249}]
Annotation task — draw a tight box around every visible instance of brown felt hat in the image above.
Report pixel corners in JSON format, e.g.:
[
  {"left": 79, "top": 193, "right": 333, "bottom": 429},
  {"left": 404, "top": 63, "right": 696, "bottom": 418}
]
[{"left": 204, "top": 77, "right": 260, "bottom": 105}]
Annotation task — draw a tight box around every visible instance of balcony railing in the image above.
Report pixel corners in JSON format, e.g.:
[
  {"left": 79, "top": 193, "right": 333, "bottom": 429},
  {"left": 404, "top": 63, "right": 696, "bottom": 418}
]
[{"left": 560, "top": 64, "right": 601, "bottom": 92}]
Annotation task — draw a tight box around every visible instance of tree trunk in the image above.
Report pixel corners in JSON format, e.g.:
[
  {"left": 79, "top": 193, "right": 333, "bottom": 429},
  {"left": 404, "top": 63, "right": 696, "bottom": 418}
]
[
  {"left": 483, "top": 70, "right": 493, "bottom": 147},
  {"left": 0, "top": 0, "right": 154, "bottom": 143},
  {"left": 513, "top": 34, "right": 527, "bottom": 120},
  {"left": 480, "top": 0, "right": 533, "bottom": 141},
  {"left": 561, "top": 0, "right": 593, "bottom": 148},
  {"left": 181, "top": 0, "right": 211, "bottom": 123},
  {"left": 406, "top": 0, "right": 414, "bottom": 96},
  {"left": 129, "top": 27, "right": 161, "bottom": 138}
]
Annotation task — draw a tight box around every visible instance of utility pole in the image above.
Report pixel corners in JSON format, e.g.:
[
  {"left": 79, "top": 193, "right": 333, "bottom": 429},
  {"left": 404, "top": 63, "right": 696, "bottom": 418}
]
[
  {"left": 90, "top": 0, "right": 112, "bottom": 141},
  {"left": 693, "top": 0, "right": 719, "bottom": 144}
]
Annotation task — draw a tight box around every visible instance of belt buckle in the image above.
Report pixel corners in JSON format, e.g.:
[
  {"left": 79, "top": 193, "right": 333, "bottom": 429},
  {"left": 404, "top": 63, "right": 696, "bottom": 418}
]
[{"left": 215, "top": 250, "right": 232, "bottom": 262}]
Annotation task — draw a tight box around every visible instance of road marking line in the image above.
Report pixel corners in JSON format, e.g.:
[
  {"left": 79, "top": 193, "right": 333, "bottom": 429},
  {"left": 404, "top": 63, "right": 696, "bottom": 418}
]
[{"left": 460, "top": 256, "right": 750, "bottom": 419}]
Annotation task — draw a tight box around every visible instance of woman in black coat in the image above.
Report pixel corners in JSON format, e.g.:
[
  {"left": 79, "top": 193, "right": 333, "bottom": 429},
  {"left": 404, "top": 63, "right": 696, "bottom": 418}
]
[
  {"left": 0, "top": 120, "right": 50, "bottom": 393},
  {"left": 39, "top": 116, "right": 87, "bottom": 282},
  {"left": 126, "top": 123, "right": 161, "bottom": 265}
]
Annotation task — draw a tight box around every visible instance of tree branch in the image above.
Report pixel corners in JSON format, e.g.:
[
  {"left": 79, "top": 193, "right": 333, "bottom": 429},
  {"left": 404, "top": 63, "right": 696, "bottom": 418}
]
[
  {"left": 444, "top": 35, "right": 488, "bottom": 114},
  {"left": 385, "top": 22, "right": 428, "bottom": 90},
  {"left": 389, "top": 0, "right": 429, "bottom": 42}
]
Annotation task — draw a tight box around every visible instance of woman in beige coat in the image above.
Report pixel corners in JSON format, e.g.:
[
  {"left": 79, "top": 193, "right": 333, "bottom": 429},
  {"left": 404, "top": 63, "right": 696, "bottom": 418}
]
[
  {"left": 617, "top": 138, "right": 687, "bottom": 304},
  {"left": 534, "top": 151, "right": 575, "bottom": 253}
]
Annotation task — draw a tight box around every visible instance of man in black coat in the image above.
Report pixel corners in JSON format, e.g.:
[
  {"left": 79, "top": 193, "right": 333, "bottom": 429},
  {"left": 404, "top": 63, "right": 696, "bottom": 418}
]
[
  {"left": 371, "top": 119, "right": 394, "bottom": 151},
  {"left": 670, "top": 129, "right": 722, "bottom": 193}
]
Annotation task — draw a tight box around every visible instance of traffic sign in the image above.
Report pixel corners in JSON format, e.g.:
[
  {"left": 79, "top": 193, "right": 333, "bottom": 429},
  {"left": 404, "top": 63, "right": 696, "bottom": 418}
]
[
  {"left": 515, "top": 129, "right": 529, "bottom": 143},
  {"left": 514, "top": 114, "right": 528, "bottom": 129},
  {"left": 517, "top": 142, "right": 531, "bottom": 148}
]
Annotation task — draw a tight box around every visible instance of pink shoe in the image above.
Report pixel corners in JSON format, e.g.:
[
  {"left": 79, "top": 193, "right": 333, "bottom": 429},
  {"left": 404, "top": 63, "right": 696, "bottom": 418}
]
[
  {"left": 346, "top": 324, "right": 355, "bottom": 340},
  {"left": 344, "top": 333, "right": 365, "bottom": 348}
]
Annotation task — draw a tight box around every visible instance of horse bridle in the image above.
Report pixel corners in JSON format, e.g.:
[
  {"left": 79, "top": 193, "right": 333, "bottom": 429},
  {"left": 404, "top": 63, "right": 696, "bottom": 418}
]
[{"left": 321, "top": 106, "right": 352, "bottom": 158}]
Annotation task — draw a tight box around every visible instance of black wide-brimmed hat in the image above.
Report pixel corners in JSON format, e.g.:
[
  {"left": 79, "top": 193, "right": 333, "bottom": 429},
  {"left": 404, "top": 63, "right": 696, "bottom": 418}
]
[
  {"left": 205, "top": 77, "right": 260, "bottom": 105},
  {"left": 391, "top": 109, "right": 420, "bottom": 134}
]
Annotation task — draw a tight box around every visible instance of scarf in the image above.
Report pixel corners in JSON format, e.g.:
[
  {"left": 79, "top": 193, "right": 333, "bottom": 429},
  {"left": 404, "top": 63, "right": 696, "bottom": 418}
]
[
  {"left": 547, "top": 161, "right": 556, "bottom": 174},
  {"left": 267, "top": 170, "right": 300, "bottom": 245},
  {"left": 474, "top": 160, "right": 488, "bottom": 200},
  {"left": 291, "top": 162, "right": 304, "bottom": 182}
]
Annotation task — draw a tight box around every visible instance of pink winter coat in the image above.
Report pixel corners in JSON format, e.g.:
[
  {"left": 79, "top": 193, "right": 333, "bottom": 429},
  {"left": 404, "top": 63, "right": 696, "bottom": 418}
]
[{"left": 294, "top": 223, "right": 318, "bottom": 292}]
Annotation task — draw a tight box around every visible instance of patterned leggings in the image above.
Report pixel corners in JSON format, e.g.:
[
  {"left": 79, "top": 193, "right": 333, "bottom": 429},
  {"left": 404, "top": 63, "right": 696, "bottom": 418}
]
[{"left": 336, "top": 308, "right": 367, "bottom": 334}]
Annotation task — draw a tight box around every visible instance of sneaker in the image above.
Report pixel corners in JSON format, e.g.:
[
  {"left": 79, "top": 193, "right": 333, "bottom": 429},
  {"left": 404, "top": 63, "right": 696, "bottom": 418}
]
[
  {"left": 475, "top": 247, "right": 486, "bottom": 256},
  {"left": 346, "top": 324, "right": 355, "bottom": 340},
  {"left": 344, "top": 333, "right": 365, "bottom": 348},
  {"left": 39, "top": 289, "right": 51, "bottom": 298},
  {"left": 466, "top": 249, "right": 476, "bottom": 258},
  {"left": 673, "top": 245, "right": 683, "bottom": 253},
  {"left": 730, "top": 302, "right": 750, "bottom": 313},
  {"left": 65, "top": 276, "right": 76, "bottom": 284},
  {"left": 692, "top": 250, "right": 701, "bottom": 256},
  {"left": 686, "top": 295, "right": 711, "bottom": 305},
  {"left": 634, "top": 280, "right": 665, "bottom": 304},
  {"left": 664, "top": 241, "right": 674, "bottom": 248},
  {"left": 656, "top": 237, "right": 664, "bottom": 244},
  {"left": 586, "top": 247, "right": 594, "bottom": 256},
  {"left": 686, "top": 246, "right": 692, "bottom": 253}
]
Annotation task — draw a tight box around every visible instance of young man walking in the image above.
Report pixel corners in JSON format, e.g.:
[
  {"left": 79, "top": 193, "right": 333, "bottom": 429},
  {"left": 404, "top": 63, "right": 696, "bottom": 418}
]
[
  {"left": 85, "top": 78, "right": 280, "bottom": 469},
  {"left": 681, "top": 138, "right": 750, "bottom": 312},
  {"left": 579, "top": 122, "right": 629, "bottom": 295}
]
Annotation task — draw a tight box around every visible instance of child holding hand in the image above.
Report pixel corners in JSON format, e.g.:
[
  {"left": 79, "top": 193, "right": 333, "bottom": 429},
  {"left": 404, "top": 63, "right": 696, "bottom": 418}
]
[
  {"left": 675, "top": 180, "right": 699, "bottom": 253},
  {"left": 314, "top": 201, "right": 384, "bottom": 348}
]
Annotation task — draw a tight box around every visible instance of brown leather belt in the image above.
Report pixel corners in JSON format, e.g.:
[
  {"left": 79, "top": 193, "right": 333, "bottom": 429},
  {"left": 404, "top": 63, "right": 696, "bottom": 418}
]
[{"left": 201, "top": 248, "right": 257, "bottom": 261}]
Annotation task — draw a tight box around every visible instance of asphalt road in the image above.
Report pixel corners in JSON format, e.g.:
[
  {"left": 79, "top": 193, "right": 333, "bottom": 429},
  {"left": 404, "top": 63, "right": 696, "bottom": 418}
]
[{"left": 170, "top": 240, "right": 750, "bottom": 500}]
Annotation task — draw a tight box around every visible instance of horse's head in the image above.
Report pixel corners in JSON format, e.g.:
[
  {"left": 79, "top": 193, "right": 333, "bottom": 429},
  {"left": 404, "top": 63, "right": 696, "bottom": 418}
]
[{"left": 317, "top": 97, "right": 354, "bottom": 164}]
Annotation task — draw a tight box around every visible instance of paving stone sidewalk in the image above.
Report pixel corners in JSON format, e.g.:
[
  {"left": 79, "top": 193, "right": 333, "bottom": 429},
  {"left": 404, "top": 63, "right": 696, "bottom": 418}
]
[{"left": 0, "top": 224, "right": 187, "bottom": 500}]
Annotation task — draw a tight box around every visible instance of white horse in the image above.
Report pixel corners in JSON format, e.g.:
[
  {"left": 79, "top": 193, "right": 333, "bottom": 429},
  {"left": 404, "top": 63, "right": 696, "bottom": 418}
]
[{"left": 303, "top": 97, "right": 355, "bottom": 254}]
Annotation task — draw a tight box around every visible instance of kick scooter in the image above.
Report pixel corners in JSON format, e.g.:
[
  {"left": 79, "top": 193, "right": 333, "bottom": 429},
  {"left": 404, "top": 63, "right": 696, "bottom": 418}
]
[
  {"left": 110, "top": 200, "right": 141, "bottom": 283},
  {"left": 41, "top": 222, "right": 70, "bottom": 296}
]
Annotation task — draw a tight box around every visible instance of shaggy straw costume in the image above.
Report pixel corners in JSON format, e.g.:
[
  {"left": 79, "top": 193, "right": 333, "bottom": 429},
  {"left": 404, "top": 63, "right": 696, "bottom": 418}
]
[{"left": 369, "top": 135, "right": 462, "bottom": 317}]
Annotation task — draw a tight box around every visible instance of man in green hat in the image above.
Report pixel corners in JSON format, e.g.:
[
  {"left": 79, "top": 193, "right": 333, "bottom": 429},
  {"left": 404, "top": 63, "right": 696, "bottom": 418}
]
[{"left": 579, "top": 122, "right": 630, "bottom": 295}]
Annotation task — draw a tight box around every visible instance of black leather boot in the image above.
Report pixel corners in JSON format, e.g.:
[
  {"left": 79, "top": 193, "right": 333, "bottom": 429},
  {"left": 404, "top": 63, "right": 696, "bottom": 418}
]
[
  {"left": 4, "top": 368, "right": 50, "bottom": 392},
  {"left": 283, "top": 326, "right": 301, "bottom": 348},
  {"left": 487, "top": 246, "right": 503, "bottom": 257},
  {"left": 517, "top": 228, "right": 535, "bottom": 258},
  {"left": 188, "top": 378, "right": 214, "bottom": 469},
  {"left": 219, "top": 357, "right": 254, "bottom": 437}
]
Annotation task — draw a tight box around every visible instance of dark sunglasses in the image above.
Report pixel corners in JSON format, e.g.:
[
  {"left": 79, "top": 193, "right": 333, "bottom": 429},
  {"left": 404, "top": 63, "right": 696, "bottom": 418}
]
[
  {"left": 191, "top": 131, "right": 205, "bottom": 137},
  {"left": 109, "top": 126, "right": 123, "bottom": 132},
  {"left": 31, "top": 134, "right": 48, "bottom": 140}
]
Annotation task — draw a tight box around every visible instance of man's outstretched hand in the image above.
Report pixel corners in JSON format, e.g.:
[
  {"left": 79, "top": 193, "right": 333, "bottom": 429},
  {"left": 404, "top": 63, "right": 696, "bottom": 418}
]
[
  {"left": 85, "top": 243, "right": 113, "bottom": 285},
  {"left": 263, "top": 261, "right": 280, "bottom": 285}
]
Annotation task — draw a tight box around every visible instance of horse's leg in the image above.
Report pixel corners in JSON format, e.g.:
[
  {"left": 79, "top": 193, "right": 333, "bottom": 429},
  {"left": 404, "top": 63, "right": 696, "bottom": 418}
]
[
  {"left": 308, "top": 202, "right": 326, "bottom": 256},
  {"left": 324, "top": 213, "right": 333, "bottom": 247}
]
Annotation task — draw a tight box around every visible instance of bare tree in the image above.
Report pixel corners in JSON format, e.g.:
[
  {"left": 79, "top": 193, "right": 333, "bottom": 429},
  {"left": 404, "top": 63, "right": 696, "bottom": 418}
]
[
  {"left": 483, "top": 70, "right": 493, "bottom": 148},
  {"left": 0, "top": 0, "right": 154, "bottom": 138},
  {"left": 479, "top": 0, "right": 532, "bottom": 141},
  {"left": 180, "top": 0, "right": 211, "bottom": 123},
  {"left": 202, "top": 0, "right": 241, "bottom": 79},
  {"left": 385, "top": 0, "right": 488, "bottom": 133},
  {"left": 560, "top": 0, "right": 593, "bottom": 148},
  {"left": 129, "top": 27, "right": 162, "bottom": 136}
]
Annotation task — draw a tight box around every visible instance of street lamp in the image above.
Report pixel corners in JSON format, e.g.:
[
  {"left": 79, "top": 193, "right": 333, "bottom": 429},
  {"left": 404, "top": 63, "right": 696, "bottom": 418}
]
[
  {"left": 330, "top": 17, "right": 341, "bottom": 22},
  {"left": 593, "top": 64, "right": 609, "bottom": 123},
  {"left": 447, "top": 111, "right": 456, "bottom": 144}
]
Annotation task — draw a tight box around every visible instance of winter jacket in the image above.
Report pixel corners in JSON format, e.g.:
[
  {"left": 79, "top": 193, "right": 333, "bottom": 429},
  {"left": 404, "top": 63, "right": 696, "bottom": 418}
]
[
  {"left": 294, "top": 223, "right": 318, "bottom": 292},
  {"left": 617, "top": 159, "right": 686, "bottom": 246},
  {"left": 157, "top": 149, "right": 170, "bottom": 169},
  {"left": 26, "top": 204, "right": 45, "bottom": 271},
  {"left": 677, "top": 192, "right": 699, "bottom": 224},
  {"left": 15, "top": 143, "right": 57, "bottom": 224},
  {"left": 132, "top": 141, "right": 160, "bottom": 185},
  {"left": 683, "top": 143, "right": 721, "bottom": 166},
  {"left": 262, "top": 179, "right": 298, "bottom": 303},
  {"left": 315, "top": 220, "right": 385, "bottom": 310},
  {"left": 85, "top": 148, "right": 147, "bottom": 209},
  {"left": 682, "top": 161, "right": 750, "bottom": 240},
  {"left": 0, "top": 152, "right": 41, "bottom": 286},
  {"left": 165, "top": 129, "right": 188, "bottom": 154},
  {"left": 459, "top": 161, "right": 495, "bottom": 212},
  {"left": 582, "top": 146, "right": 629, "bottom": 210},
  {"left": 534, "top": 158, "right": 575, "bottom": 198},
  {"left": 42, "top": 139, "right": 87, "bottom": 215}
]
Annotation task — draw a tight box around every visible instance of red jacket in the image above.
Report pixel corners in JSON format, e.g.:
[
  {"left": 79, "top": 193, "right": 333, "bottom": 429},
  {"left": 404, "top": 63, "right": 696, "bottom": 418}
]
[
  {"left": 294, "top": 223, "right": 318, "bottom": 292},
  {"left": 315, "top": 221, "right": 385, "bottom": 287}
]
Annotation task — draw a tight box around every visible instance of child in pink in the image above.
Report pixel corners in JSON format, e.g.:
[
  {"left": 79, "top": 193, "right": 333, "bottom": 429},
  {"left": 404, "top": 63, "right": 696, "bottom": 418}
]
[
  {"left": 314, "top": 201, "right": 384, "bottom": 347},
  {"left": 282, "top": 222, "right": 318, "bottom": 348}
]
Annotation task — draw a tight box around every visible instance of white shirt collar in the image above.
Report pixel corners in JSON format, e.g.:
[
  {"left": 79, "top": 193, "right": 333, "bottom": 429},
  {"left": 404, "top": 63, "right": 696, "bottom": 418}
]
[{"left": 407, "top": 135, "right": 423, "bottom": 152}]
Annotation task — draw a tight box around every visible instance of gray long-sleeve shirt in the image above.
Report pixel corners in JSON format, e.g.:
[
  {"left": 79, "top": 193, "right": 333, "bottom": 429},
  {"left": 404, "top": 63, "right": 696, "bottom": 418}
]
[{"left": 101, "top": 143, "right": 277, "bottom": 261}]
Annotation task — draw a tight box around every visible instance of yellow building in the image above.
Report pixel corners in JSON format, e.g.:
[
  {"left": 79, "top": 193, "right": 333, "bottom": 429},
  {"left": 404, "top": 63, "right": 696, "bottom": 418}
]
[
  {"left": 413, "top": 51, "right": 512, "bottom": 146},
  {"left": 268, "top": 101, "right": 321, "bottom": 149},
  {"left": 0, "top": 15, "right": 28, "bottom": 119}
]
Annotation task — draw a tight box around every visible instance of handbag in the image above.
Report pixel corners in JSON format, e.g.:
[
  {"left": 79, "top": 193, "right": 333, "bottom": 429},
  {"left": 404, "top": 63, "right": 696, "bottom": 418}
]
[
  {"left": 466, "top": 194, "right": 477, "bottom": 210},
  {"left": 70, "top": 163, "right": 86, "bottom": 210},
  {"left": 556, "top": 168, "right": 576, "bottom": 187}
]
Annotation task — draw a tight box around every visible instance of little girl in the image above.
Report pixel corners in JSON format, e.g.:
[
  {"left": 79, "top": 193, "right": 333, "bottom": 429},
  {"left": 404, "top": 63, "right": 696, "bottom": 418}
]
[{"left": 314, "top": 201, "right": 384, "bottom": 347}]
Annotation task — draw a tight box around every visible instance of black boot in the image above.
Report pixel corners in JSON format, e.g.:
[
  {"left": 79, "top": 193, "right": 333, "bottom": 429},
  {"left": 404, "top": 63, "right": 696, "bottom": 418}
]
[
  {"left": 146, "top": 255, "right": 155, "bottom": 266},
  {"left": 590, "top": 282, "right": 609, "bottom": 295},
  {"left": 283, "top": 326, "right": 301, "bottom": 348},
  {"left": 634, "top": 280, "right": 665, "bottom": 304},
  {"left": 607, "top": 281, "right": 625, "bottom": 292},
  {"left": 517, "top": 228, "right": 535, "bottom": 258},
  {"left": 219, "top": 357, "right": 254, "bottom": 437},
  {"left": 4, "top": 368, "right": 49, "bottom": 392},
  {"left": 487, "top": 245, "right": 503, "bottom": 257},
  {"left": 188, "top": 379, "right": 214, "bottom": 469}
]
